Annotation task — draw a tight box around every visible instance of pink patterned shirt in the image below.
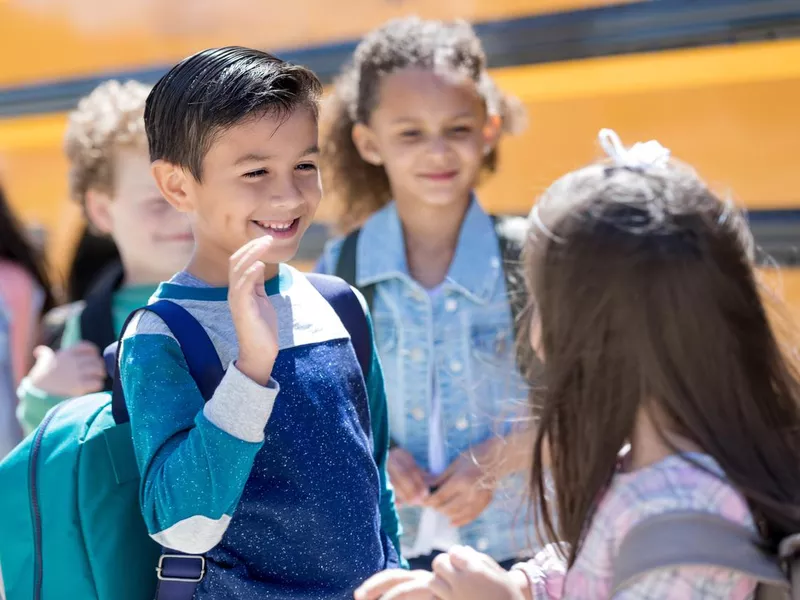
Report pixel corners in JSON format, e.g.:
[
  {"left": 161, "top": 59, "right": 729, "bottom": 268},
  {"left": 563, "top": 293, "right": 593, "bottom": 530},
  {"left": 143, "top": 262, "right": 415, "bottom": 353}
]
[{"left": 515, "top": 454, "right": 758, "bottom": 599}]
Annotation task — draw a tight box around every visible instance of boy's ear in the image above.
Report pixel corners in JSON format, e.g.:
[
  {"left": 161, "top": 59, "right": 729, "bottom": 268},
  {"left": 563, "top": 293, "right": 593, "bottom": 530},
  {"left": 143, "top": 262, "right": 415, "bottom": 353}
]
[
  {"left": 352, "top": 123, "right": 383, "bottom": 166},
  {"left": 482, "top": 114, "right": 503, "bottom": 156},
  {"left": 84, "top": 189, "right": 114, "bottom": 235},
  {"left": 151, "top": 160, "right": 193, "bottom": 212}
]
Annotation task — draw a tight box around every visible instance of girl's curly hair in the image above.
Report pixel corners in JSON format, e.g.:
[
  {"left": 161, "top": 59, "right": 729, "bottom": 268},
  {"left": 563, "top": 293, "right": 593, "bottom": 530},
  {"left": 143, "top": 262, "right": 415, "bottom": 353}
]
[{"left": 322, "top": 16, "right": 527, "bottom": 233}]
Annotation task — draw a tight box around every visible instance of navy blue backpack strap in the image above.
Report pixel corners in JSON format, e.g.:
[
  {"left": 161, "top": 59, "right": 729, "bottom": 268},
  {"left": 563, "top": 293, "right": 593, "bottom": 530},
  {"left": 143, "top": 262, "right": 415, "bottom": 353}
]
[
  {"left": 305, "top": 273, "right": 372, "bottom": 377},
  {"left": 305, "top": 273, "right": 373, "bottom": 439},
  {"left": 104, "top": 299, "right": 224, "bottom": 599},
  {"left": 107, "top": 299, "right": 225, "bottom": 424}
]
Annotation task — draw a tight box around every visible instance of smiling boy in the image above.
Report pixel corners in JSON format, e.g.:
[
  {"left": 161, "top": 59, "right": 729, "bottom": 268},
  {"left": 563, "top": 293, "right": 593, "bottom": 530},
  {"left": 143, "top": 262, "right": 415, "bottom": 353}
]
[{"left": 118, "top": 47, "right": 401, "bottom": 599}]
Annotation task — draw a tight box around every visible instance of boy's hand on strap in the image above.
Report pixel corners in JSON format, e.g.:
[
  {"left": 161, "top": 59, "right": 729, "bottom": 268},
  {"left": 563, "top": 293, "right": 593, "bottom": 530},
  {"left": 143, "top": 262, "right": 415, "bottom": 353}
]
[
  {"left": 229, "top": 237, "right": 280, "bottom": 386},
  {"left": 28, "top": 342, "right": 106, "bottom": 397}
]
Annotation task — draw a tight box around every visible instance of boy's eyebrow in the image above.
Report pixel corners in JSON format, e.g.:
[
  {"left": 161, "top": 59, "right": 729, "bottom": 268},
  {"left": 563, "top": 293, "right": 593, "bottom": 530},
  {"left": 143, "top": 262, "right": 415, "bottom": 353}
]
[
  {"left": 235, "top": 153, "right": 272, "bottom": 166},
  {"left": 234, "top": 146, "right": 319, "bottom": 166}
]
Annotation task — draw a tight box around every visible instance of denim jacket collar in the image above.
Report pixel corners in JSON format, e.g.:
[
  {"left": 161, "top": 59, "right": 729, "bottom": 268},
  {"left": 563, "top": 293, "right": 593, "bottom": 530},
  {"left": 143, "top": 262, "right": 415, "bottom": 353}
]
[{"left": 357, "top": 196, "right": 503, "bottom": 304}]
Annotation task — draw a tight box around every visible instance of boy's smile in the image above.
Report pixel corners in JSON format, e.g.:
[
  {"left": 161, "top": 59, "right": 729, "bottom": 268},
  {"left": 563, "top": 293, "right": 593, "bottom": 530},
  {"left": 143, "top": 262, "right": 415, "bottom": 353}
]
[{"left": 250, "top": 218, "right": 300, "bottom": 239}]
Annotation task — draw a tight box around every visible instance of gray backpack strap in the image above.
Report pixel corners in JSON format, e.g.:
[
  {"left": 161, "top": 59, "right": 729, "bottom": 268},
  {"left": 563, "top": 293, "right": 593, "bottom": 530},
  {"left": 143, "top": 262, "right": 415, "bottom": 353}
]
[
  {"left": 334, "top": 228, "right": 375, "bottom": 313},
  {"left": 612, "top": 511, "right": 792, "bottom": 598}
]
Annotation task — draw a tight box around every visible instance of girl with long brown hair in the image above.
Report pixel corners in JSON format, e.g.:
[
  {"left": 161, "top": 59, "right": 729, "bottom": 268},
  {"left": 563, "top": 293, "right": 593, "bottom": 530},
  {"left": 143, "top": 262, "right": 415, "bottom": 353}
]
[{"left": 356, "top": 129, "right": 800, "bottom": 599}]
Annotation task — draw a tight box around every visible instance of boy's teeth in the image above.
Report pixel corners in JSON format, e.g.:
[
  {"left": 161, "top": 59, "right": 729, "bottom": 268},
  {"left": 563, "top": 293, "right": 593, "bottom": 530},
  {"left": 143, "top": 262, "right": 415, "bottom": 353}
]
[{"left": 257, "top": 220, "right": 293, "bottom": 231}]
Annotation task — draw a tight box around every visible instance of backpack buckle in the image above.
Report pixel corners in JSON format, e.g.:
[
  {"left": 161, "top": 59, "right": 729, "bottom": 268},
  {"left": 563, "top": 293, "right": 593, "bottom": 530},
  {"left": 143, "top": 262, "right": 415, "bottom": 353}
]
[{"left": 156, "top": 554, "right": 206, "bottom": 583}]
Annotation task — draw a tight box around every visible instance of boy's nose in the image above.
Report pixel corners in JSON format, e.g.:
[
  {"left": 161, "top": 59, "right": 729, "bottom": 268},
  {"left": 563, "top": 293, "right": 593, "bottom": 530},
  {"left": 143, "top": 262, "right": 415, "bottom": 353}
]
[{"left": 270, "top": 179, "right": 304, "bottom": 207}]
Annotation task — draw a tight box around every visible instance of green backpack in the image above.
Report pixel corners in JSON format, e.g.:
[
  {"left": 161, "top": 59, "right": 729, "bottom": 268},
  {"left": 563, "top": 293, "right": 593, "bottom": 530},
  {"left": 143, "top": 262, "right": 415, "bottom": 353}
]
[
  {"left": 0, "top": 392, "right": 161, "bottom": 600},
  {"left": 0, "top": 299, "right": 221, "bottom": 600}
]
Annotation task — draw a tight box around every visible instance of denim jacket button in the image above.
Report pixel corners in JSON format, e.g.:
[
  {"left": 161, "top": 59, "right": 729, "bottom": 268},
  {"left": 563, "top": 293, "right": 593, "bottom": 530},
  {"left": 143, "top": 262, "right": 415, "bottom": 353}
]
[
  {"left": 477, "top": 538, "right": 490, "bottom": 551},
  {"left": 455, "top": 417, "right": 469, "bottom": 431},
  {"left": 450, "top": 360, "right": 463, "bottom": 373},
  {"left": 445, "top": 298, "right": 458, "bottom": 312},
  {"left": 410, "top": 348, "right": 425, "bottom": 362},
  {"left": 411, "top": 407, "right": 425, "bottom": 421}
]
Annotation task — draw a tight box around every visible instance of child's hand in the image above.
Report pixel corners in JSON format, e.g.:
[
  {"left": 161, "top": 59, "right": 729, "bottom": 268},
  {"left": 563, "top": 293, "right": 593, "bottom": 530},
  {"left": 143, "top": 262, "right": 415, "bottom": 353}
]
[
  {"left": 425, "top": 451, "right": 495, "bottom": 527},
  {"left": 388, "top": 447, "right": 431, "bottom": 506},
  {"left": 430, "top": 546, "right": 525, "bottom": 600},
  {"left": 28, "top": 342, "right": 106, "bottom": 397},
  {"left": 229, "top": 237, "right": 280, "bottom": 386},
  {"left": 354, "top": 569, "right": 436, "bottom": 600}
]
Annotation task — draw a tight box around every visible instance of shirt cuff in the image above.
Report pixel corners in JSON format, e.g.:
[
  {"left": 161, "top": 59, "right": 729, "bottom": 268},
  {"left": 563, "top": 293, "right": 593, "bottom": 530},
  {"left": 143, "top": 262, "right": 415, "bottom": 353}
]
[{"left": 202, "top": 362, "right": 279, "bottom": 443}]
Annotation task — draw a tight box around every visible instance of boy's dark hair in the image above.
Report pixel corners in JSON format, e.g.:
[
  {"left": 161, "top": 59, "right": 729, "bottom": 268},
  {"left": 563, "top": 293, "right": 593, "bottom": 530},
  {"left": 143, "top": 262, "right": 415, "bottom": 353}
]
[
  {"left": 145, "top": 46, "right": 322, "bottom": 181},
  {"left": 524, "top": 157, "right": 800, "bottom": 566},
  {"left": 322, "top": 17, "right": 527, "bottom": 233}
]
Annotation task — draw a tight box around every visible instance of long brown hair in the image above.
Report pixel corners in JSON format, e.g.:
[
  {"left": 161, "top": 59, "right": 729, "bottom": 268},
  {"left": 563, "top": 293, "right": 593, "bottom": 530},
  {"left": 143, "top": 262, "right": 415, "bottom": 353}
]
[
  {"left": 525, "top": 158, "right": 800, "bottom": 566},
  {"left": 321, "top": 16, "right": 526, "bottom": 234}
]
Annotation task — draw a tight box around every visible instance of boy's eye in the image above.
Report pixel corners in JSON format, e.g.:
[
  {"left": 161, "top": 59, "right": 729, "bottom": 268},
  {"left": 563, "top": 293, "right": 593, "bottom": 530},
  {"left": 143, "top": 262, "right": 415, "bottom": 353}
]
[
  {"left": 243, "top": 169, "right": 267, "bottom": 179},
  {"left": 451, "top": 125, "right": 472, "bottom": 134},
  {"left": 295, "top": 163, "right": 318, "bottom": 172},
  {"left": 399, "top": 130, "right": 421, "bottom": 139}
]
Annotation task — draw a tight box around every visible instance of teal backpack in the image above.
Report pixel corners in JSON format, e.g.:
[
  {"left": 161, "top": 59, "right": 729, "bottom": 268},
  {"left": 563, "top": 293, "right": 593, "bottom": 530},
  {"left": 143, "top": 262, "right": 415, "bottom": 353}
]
[
  {"left": 0, "top": 299, "right": 217, "bottom": 600},
  {"left": 0, "top": 274, "right": 372, "bottom": 600}
]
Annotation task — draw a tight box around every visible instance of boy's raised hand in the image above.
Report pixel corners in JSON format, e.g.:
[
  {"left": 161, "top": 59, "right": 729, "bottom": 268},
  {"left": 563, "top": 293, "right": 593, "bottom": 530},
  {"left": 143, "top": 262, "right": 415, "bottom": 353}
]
[{"left": 229, "top": 236, "right": 280, "bottom": 386}]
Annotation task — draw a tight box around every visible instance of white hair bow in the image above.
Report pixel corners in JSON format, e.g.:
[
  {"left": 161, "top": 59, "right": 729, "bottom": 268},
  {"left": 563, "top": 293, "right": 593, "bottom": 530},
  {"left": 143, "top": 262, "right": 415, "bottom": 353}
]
[{"left": 598, "top": 129, "right": 670, "bottom": 169}]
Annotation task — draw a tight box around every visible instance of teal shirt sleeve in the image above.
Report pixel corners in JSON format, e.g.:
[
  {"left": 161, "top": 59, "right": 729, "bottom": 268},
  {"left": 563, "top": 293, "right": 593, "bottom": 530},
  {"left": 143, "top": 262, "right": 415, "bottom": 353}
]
[{"left": 120, "top": 312, "right": 279, "bottom": 554}]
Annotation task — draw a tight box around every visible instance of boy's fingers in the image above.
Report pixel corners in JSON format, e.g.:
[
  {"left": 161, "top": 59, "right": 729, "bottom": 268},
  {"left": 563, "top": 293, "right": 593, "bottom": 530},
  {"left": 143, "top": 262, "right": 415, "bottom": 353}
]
[
  {"left": 230, "top": 237, "right": 273, "bottom": 279},
  {"left": 233, "top": 261, "right": 266, "bottom": 296},
  {"left": 354, "top": 570, "right": 426, "bottom": 600}
]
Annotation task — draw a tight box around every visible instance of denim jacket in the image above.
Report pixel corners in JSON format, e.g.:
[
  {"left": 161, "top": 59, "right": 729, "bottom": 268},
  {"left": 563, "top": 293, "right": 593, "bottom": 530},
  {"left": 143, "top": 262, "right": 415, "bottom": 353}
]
[{"left": 317, "top": 199, "right": 531, "bottom": 561}]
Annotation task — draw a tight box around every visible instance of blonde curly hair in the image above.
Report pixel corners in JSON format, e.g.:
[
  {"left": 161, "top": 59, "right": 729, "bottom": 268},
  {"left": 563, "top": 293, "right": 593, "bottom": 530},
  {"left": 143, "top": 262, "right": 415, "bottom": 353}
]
[{"left": 64, "top": 80, "right": 151, "bottom": 206}]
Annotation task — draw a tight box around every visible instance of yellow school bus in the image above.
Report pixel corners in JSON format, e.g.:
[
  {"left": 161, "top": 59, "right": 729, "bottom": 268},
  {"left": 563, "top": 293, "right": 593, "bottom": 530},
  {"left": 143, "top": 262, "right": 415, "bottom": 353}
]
[{"left": 1, "top": 0, "right": 799, "bottom": 319}]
